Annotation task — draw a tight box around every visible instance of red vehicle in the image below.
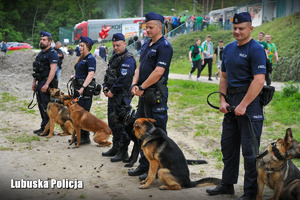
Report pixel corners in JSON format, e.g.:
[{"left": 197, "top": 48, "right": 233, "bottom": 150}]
[
  {"left": 74, "top": 18, "right": 145, "bottom": 41},
  {"left": 7, "top": 43, "right": 32, "bottom": 51}
]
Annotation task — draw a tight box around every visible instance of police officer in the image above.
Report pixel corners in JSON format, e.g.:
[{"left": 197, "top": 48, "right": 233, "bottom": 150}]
[
  {"left": 32, "top": 31, "right": 58, "bottom": 135},
  {"left": 54, "top": 41, "right": 64, "bottom": 81},
  {"left": 102, "top": 33, "right": 136, "bottom": 162},
  {"left": 71, "top": 36, "right": 96, "bottom": 144},
  {"left": 128, "top": 12, "right": 173, "bottom": 180},
  {"left": 206, "top": 12, "right": 266, "bottom": 200}
]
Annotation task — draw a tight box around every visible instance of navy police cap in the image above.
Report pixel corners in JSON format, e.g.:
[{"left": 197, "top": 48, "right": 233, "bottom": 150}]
[
  {"left": 79, "top": 36, "right": 94, "bottom": 46},
  {"left": 112, "top": 33, "right": 125, "bottom": 41},
  {"left": 233, "top": 12, "right": 252, "bottom": 24},
  {"left": 40, "top": 31, "right": 51, "bottom": 37},
  {"left": 145, "top": 12, "right": 164, "bottom": 24}
]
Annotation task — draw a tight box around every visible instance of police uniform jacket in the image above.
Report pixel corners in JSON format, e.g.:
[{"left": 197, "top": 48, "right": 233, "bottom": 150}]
[
  {"left": 103, "top": 49, "right": 136, "bottom": 96},
  {"left": 35, "top": 47, "right": 59, "bottom": 80},
  {"left": 139, "top": 36, "right": 173, "bottom": 86},
  {"left": 75, "top": 53, "right": 96, "bottom": 81}
]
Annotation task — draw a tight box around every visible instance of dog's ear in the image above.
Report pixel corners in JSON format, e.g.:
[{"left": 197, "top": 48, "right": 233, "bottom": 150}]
[
  {"left": 55, "top": 90, "right": 60, "bottom": 96},
  {"left": 146, "top": 118, "right": 156, "bottom": 124},
  {"left": 284, "top": 128, "right": 293, "bottom": 144}
]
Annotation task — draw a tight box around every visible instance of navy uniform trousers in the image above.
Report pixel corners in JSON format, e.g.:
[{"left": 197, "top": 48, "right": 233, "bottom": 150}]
[
  {"left": 221, "top": 93, "right": 263, "bottom": 197},
  {"left": 107, "top": 95, "right": 130, "bottom": 145},
  {"left": 74, "top": 88, "right": 92, "bottom": 136},
  {"left": 136, "top": 90, "right": 168, "bottom": 171},
  {"left": 37, "top": 80, "right": 50, "bottom": 129}
]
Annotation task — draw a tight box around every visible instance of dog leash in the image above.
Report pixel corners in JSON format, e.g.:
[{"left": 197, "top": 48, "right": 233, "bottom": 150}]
[
  {"left": 207, "top": 91, "right": 259, "bottom": 157},
  {"left": 28, "top": 90, "right": 37, "bottom": 109}
]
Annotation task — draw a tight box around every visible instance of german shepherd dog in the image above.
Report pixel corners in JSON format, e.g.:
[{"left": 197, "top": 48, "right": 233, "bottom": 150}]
[
  {"left": 39, "top": 88, "right": 74, "bottom": 138},
  {"left": 256, "top": 128, "right": 300, "bottom": 200},
  {"left": 63, "top": 97, "right": 112, "bottom": 148},
  {"left": 133, "top": 118, "right": 221, "bottom": 190}
]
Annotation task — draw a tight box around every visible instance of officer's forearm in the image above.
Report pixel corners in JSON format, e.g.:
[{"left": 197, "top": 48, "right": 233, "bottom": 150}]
[
  {"left": 83, "top": 71, "right": 94, "bottom": 87},
  {"left": 219, "top": 72, "right": 227, "bottom": 103},
  {"left": 239, "top": 73, "right": 265, "bottom": 108},
  {"left": 132, "top": 63, "right": 140, "bottom": 85},
  {"left": 141, "top": 66, "right": 165, "bottom": 89},
  {"left": 45, "top": 64, "right": 57, "bottom": 86}
]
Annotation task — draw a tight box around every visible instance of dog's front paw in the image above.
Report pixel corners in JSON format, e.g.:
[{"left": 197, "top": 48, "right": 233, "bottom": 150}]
[
  {"left": 159, "top": 185, "right": 168, "bottom": 190},
  {"left": 46, "top": 135, "right": 52, "bottom": 138},
  {"left": 139, "top": 184, "right": 149, "bottom": 189},
  {"left": 140, "top": 179, "right": 147, "bottom": 184}
]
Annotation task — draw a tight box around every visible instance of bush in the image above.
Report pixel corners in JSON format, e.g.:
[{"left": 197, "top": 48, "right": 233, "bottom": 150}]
[{"left": 282, "top": 81, "right": 299, "bottom": 97}]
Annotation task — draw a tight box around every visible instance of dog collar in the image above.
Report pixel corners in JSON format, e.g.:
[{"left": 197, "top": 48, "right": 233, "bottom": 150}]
[
  {"left": 50, "top": 97, "right": 62, "bottom": 104},
  {"left": 67, "top": 99, "right": 78, "bottom": 107},
  {"left": 141, "top": 126, "right": 156, "bottom": 141},
  {"left": 271, "top": 142, "right": 285, "bottom": 161}
]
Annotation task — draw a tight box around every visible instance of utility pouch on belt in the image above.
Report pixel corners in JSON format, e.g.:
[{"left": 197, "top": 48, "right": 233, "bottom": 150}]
[
  {"left": 144, "top": 77, "right": 166, "bottom": 106},
  {"left": 75, "top": 78, "right": 101, "bottom": 96},
  {"left": 260, "top": 85, "right": 275, "bottom": 106},
  {"left": 32, "top": 72, "right": 43, "bottom": 81},
  {"left": 144, "top": 87, "right": 162, "bottom": 105}
]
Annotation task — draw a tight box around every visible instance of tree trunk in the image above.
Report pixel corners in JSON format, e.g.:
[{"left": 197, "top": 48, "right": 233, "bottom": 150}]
[
  {"left": 221, "top": 0, "right": 224, "bottom": 9},
  {"left": 78, "top": 0, "right": 85, "bottom": 20},
  {"left": 206, "top": 0, "right": 209, "bottom": 16},
  {"left": 31, "top": 1, "right": 38, "bottom": 44},
  {"left": 119, "top": 0, "right": 122, "bottom": 17},
  {"left": 211, "top": 0, "right": 214, "bottom": 12},
  {"left": 202, "top": 0, "right": 205, "bottom": 15}
]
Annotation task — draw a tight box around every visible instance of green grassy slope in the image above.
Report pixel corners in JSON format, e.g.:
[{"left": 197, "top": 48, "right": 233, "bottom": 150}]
[{"left": 170, "top": 12, "right": 300, "bottom": 82}]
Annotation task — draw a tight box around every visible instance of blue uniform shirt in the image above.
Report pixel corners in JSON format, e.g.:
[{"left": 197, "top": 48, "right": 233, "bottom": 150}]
[
  {"left": 36, "top": 47, "right": 59, "bottom": 79},
  {"left": 222, "top": 39, "right": 266, "bottom": 88},
  {"left": 139, "top": 36, "right": 173, "bottom": 85},
  {"left": 75, "top": 53, "right": 96, "bottom": 79},
  {"left": 109, "top": 50, "right": 136, "bottom": 95}
]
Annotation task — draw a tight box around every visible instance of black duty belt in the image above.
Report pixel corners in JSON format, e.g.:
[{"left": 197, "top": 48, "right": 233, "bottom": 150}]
[{"left": 227, "top": 86, "right": 249, "bottom": 95}]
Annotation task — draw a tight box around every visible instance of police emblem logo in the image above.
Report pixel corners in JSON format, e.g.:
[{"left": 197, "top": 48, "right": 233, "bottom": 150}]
[
  {"left": 121, "top": 68, "right": 127, "bottom": 76},
  {"left": 235, "top": 18, "right": 238, "bottom": 23}
]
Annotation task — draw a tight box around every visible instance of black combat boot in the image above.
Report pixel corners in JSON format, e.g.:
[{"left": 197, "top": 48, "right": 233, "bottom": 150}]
[
  {"left": 102, "top": 142, "right": 119, "bottom": 157},
  {"left": 110, "top": 143, "right": 128, "bottom": 162}
]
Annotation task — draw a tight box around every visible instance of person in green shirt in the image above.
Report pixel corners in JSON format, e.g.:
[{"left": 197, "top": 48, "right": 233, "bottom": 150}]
[
  {"left": 265, "top": 34, "right": 279, "bottom": 86},
  {"left": 257, "top": 31, "right": 268, "bottom": 56},
  {"left": 196, "top": 15, "right": 203, "bottom": 31},
  {"left": 189, "top": 38, "right": 204, "bottom": 81}
]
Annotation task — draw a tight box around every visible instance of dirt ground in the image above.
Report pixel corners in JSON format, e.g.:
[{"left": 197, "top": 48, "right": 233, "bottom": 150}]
[{"left": 0, "top": 50, "right": 273, "bottom": 200}]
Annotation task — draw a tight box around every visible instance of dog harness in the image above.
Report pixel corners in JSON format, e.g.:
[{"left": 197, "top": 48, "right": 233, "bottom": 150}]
[{"left": 67, "top": 99, "right": 78, "bottom": 107}]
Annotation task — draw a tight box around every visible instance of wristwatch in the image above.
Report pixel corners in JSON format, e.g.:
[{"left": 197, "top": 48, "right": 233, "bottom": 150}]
[{"left": 138, "top": 85, "right": 145, "bottom": 91}]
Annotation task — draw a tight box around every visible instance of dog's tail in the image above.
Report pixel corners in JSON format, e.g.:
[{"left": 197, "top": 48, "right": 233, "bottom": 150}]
[
  {"left": 188, "top": 177, "right": 221, "bottom": 188},
  {"left": 186, "top": 159, "right": 207, "bottom": 165}
]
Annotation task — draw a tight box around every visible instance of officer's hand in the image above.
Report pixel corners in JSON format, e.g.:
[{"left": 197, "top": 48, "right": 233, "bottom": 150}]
[
  {"left": 70, "top": 74, "right": 75, "bottom": 79},
  {"left": 78, "top": 87, "right": 84, "bottom": 95},
  {"left": 189, "top": 59, "right": 192, "bottom": 62},
  {"left": 104, "top": 90, "right": 113, "bottom": 98},
  {"left": 41, "top": 84, "right": 49, "bottom": 93},
  {"left": 32, "top": 81, "right": 36, "bottom": 91},
  {"left": 234, "top": 104, "right": 246, "bottom": 116},
  {"left": 135, "top": 89, "right": 144, "bottom": 97},
  {"left": 220, "top": 101, "right": 229, "bottom": 114},
  {"left": 131, "top": 86, "right": 139, "bottom": 95}
]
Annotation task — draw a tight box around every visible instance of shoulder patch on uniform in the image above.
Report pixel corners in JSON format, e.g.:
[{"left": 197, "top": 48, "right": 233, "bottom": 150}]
[{"left": 121, "top": 68, "right": 128, "bottom": 76}]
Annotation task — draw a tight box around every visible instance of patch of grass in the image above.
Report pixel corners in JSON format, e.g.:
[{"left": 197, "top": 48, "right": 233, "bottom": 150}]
[
  {"left": 209, "top": 148, "right": 222, "bottom": 162},
  {"left": 6, "top": 133, "right": 40, "bottom": 143},
  {"left": 0, "top": 146, "right": 13, "bottom": 151},
  {"left": 1, "top": 92, "right": 17, "bottom": 103},
  {"left": 79, "top": 194, "right": 86, "bottom": 199}
]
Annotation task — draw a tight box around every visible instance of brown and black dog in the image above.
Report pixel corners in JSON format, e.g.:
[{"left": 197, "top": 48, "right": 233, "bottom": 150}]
[
  {"left": 40, "top": 88, "right": 74, "bottom": 138},
  {"left": 63, "top": 97, "right": 112, "bottom": 148},
  {"left": 133, "top": 118, "right": 221, "bottom": 190},
  {"left": 256, "top": 128, "right": 300, "bottom": 200}
]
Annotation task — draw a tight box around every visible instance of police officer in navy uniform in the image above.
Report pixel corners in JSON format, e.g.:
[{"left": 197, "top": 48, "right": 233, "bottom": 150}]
[
  {"left": 102, "top": 33, "right": 136, "bottom": 162},
  {"left": 32, "top": 31, "right": 58, "bottom": 135},
  {"left": 71, "top": 36, "right": 96, "bottom": 144},
  {"left": 206, "top": 12, "right": 266, "bottom": 200},
  {"left": 128, "top": 12, "right": 173, "bottom": 180}
]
